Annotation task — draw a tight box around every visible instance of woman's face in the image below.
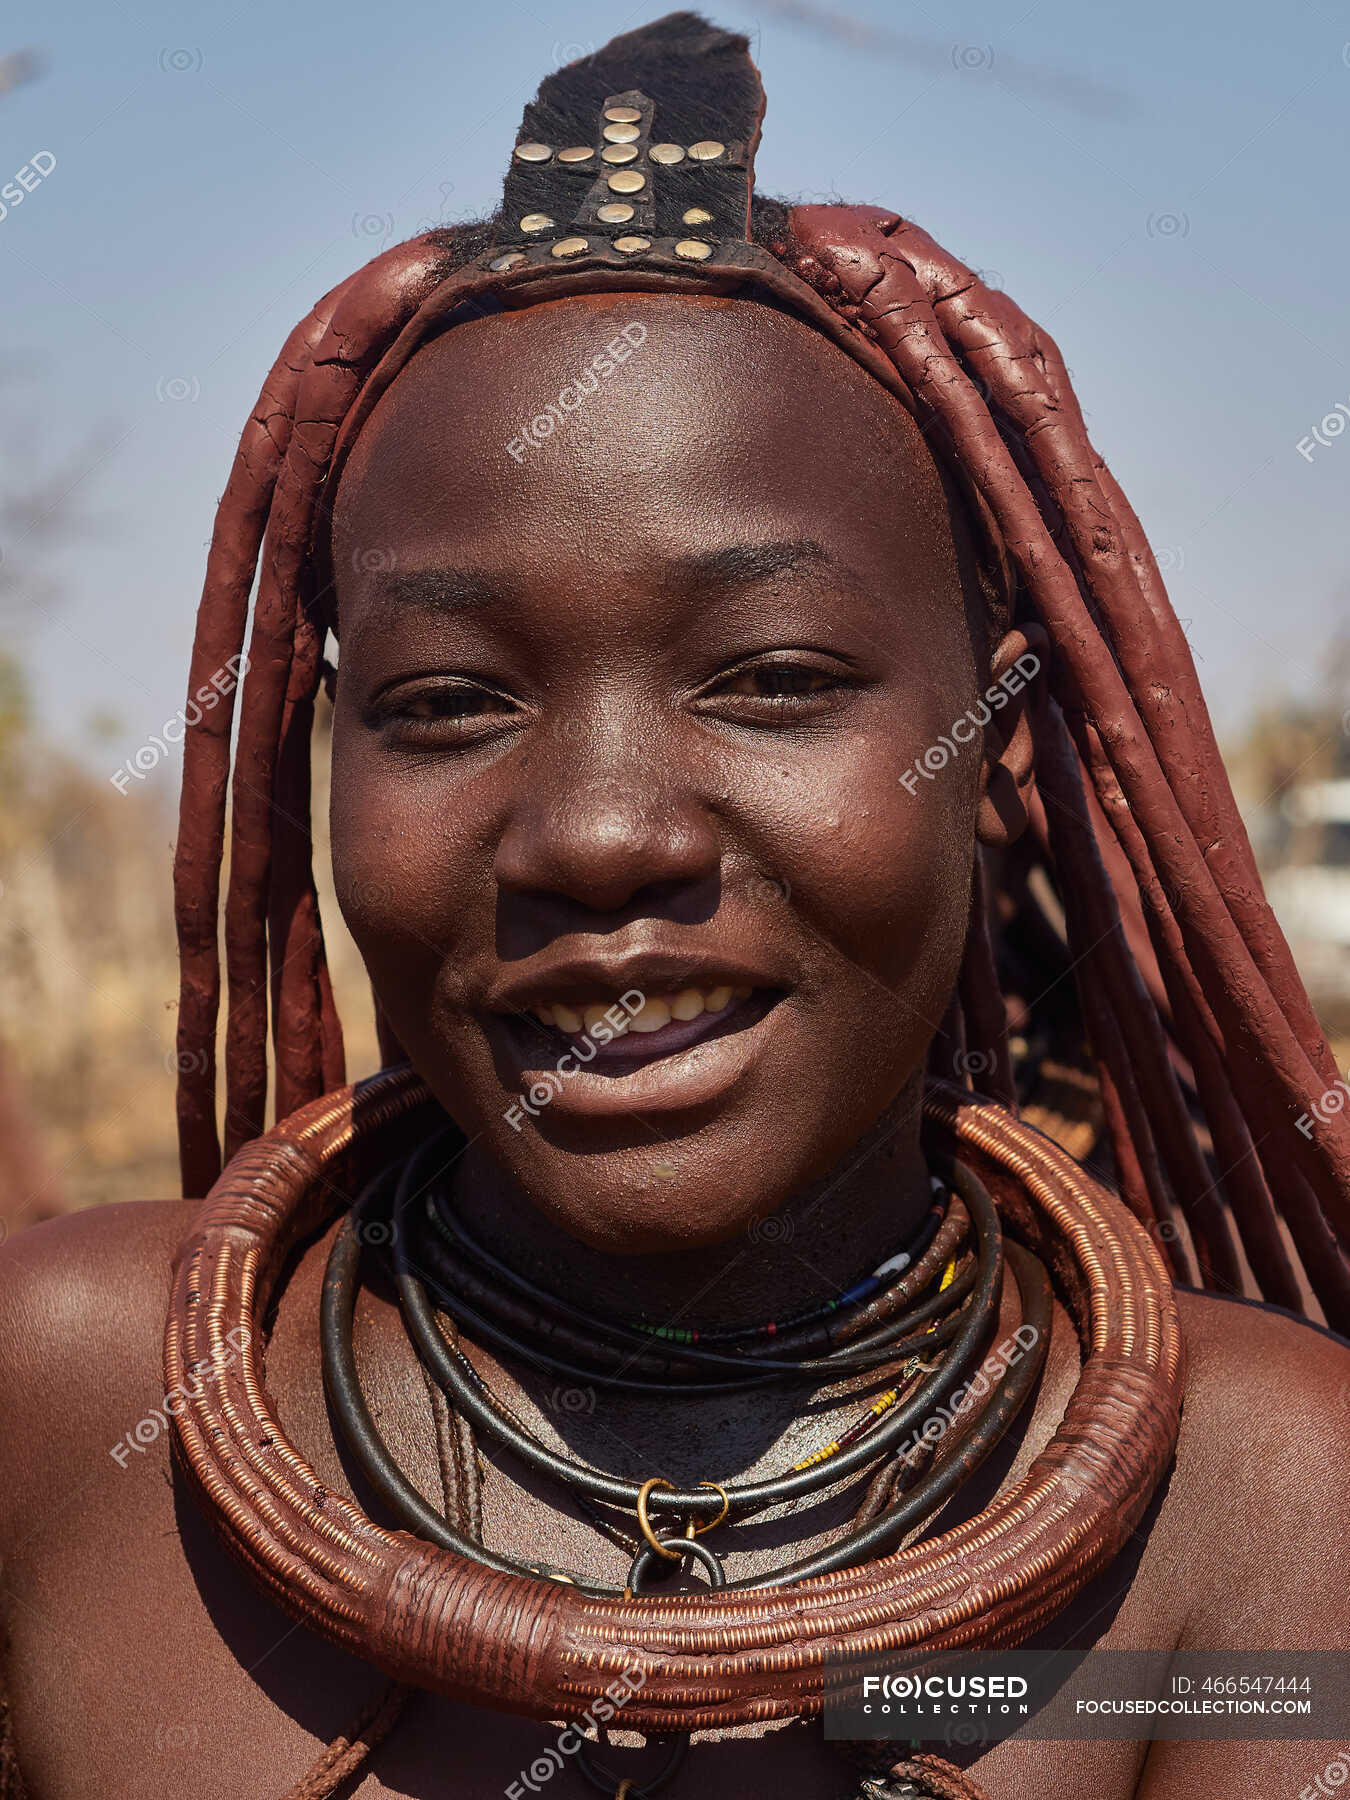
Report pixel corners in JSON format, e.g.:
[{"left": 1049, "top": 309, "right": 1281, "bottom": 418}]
[{"left": 331, "top": 291, "right": 1013, "bottom": 1253}]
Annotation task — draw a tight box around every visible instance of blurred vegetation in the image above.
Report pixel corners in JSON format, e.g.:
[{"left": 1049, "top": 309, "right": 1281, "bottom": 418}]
[
  {"left": 0, "top": 650, "right": 180, "bottom": 1222},
  {"left": 0, "top": 367, "right": 186, "bottom": 1226},
  {"left": 0, "top": 362, "right": 368, "bottom": 1232},
  {"left": 0, "top": 669, "right": 378, "bottom": 1234}
]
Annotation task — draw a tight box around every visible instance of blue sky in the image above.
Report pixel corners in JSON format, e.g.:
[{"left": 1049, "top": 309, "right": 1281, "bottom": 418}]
[{"left": 3, "top": 0, "right": 1348, "bottom": 775}]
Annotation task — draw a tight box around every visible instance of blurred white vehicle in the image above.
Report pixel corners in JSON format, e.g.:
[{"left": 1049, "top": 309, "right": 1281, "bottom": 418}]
[{"left": 1267, "top": 779, "right": 1350, "bottom": 1010}]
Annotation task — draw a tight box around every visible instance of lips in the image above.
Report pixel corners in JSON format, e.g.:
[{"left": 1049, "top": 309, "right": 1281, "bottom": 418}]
[{"left": 483, "top": 956, "right": 791, "bottom": 1116}]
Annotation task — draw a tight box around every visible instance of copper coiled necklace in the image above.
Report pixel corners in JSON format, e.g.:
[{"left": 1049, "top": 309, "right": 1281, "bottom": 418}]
[{"left": 165, "top": 1062, "right": 1184, "bottom": 1754}]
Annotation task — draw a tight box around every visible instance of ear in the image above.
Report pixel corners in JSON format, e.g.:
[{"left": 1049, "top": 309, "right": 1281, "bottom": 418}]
[{"left": 976, "top": 624, "right": 1048, "bottom": 849}]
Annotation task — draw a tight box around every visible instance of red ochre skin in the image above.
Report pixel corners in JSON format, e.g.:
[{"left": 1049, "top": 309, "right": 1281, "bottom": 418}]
[{"left": 0, "top": 294, "right": 1347, "bottom": 1800}]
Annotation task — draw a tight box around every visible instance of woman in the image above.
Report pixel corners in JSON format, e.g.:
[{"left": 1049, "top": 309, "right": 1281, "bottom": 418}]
[{"left": 1, "top": 14, "right": 1347, "bottom": 1800}]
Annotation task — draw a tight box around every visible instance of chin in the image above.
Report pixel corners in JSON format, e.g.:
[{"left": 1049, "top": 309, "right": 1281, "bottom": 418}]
[{"left": 481, "top": 1120, "right": 808, "bottom": 1255}]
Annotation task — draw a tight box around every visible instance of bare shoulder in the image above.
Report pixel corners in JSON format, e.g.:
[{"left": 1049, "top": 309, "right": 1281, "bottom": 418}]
[
  {"left": 1172, "top": 1285, "right": 1350, "bottom": 1458},
  {"left": 1165, "top": 1287, "right": 1350, "bottom": 1640},
  {"left": 0, "top": 1195, "right": 196, "bottom": 1363},
  {"left": 0, "top": 1199, "right": 198, "bottom": 1546}
]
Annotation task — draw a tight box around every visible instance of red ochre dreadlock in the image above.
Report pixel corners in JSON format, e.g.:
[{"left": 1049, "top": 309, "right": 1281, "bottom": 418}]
[{"left": 171, "top": 201, "right": 1350, "bottom": 1333}]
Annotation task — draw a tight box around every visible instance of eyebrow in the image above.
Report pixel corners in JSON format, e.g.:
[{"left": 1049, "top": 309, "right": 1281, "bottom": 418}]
[
  {"left": 353, "top": 539, "right": 835, "bottom": 622},
  {"left": 670, "top": 539, "right": 832, "bottom": 587},
  {"left": 359, "top": 567, "right": 506, "bottom": 617}
]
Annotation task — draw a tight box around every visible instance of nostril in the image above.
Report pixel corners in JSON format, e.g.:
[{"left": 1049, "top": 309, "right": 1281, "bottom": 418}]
[
  {"left": 495, "top": 875, "right": 722, "bottom": 961},
  {"left": 592, "top": 874, "right": 721, "bottom": 925}
]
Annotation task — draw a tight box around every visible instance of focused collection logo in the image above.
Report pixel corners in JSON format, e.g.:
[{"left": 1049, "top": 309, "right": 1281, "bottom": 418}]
[{"left": 860, "top": 1672, "right": 1030, "bottom": 1720}]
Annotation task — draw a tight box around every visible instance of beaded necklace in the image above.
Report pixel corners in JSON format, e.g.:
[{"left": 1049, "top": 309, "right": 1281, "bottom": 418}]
[{"left": 626, "top": 1196, "right": 947, "bottom": 1348}]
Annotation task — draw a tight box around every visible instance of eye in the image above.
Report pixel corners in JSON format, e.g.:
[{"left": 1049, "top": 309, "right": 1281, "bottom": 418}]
[
  {"left": 367, "top": 679, "right": 522, "bottom": 747},
  {"left": 693, "top": 655, "right": 857, "bottom": 726},
  {"left": 720, "top": 664, "right": 838, "bottom": 699}
]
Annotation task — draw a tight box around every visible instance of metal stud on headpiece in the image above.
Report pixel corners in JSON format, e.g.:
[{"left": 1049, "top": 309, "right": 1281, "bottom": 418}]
[{"left": 488, "top": 19, "right": 765, "bottom": 271}]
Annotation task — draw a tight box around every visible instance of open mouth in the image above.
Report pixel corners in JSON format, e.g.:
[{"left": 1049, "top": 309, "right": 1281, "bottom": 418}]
[
  {"left": 482, "top": 957, "right": 792, "bottom": 1108},
  {"left": 513, "top": 985, "right": 783, "bottom": 1075}
]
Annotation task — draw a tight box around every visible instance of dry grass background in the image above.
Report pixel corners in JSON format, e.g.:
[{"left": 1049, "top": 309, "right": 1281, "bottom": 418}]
[{"left": 0, "top": 674, "right": 377, "bottom": 1234}]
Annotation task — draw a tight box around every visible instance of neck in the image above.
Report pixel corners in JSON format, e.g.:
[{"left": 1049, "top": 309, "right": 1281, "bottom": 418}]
[{"left": 446, "top": 1083, "right": 933, "bottom": 1333}]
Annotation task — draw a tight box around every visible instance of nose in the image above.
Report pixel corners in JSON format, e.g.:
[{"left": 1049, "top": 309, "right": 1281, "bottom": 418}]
[{"left": 493, "top": 743, "right": 722, "bottom": 920}]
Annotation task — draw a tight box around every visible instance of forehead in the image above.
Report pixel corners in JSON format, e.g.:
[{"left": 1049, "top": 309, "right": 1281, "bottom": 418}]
[{"left": 331, "top": 291, "right": 960, "bottom": 621}]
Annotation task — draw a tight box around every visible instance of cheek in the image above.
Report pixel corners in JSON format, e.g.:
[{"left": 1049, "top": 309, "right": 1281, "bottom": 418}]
[
  {"left": 758, "top": 726, "right": 978, "bottom": 1150},
  {"left": 763, "top": 714, "right": 980, "bottom": 993},
  {"left": 328, "top": 722, "right": 482, "bottom": 984},
  {"left": 861, "top": 765, "right": 977, "bottom": 979}
]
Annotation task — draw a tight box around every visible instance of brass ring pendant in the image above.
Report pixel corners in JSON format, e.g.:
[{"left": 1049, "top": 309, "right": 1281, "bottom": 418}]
[
  {"left": 636, "top": 1477, "right": 681, "bottom": 1560},
  {"left": 636, "top": 1478, "right": 729, "bottom": 1558},
  {"left": 165, "top": 1064, "right": 1183, "bottom": 1732}
]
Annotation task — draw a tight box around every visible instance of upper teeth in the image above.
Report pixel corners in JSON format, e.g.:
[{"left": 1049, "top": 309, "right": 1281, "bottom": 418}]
[{"left": 534, "top": 986, "right": 752, "bottom": 1035}]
